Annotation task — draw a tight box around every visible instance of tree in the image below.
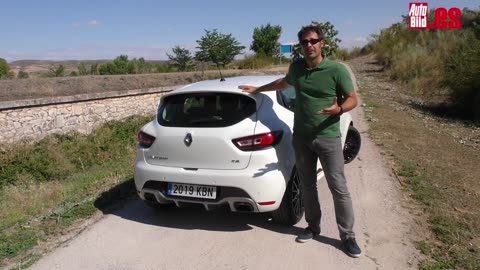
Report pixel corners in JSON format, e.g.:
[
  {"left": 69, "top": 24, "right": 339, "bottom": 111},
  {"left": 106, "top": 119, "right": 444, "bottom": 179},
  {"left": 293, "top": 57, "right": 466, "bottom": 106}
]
[
  {"left": 112, "top": 55, "right": 131, "bottom": 74},
  {"left": 90, "top": 63, "right": 98, "bottom": 75},
  {"left": 167, "top": 46, "right": 195, "bottom": 71},
  {"left": 195, "top": 29, "right": 245, "bottom": 69},
  {"left": 133, "top": 57, "right": 151, "bottom": 74},
  {"left": 98, "top": 55, "right": 135, "bottom": 75},
  {"left": 250, "top": 23, "right": 282, "bottom": 57},
  {"left": 78, "top": 62, "right": 88, "bottom": 75},
  {"left": 98, "top": 62, "right": 117, "bottom": 75},
  {"left": 49, "top": 65, "right": 65, "bottom": 77},
  {"left": 292, "top": 21, "right": 342, "bottom": 60},
  {"left": 0, "top": 58, "right": 10, "bottom": 80}
]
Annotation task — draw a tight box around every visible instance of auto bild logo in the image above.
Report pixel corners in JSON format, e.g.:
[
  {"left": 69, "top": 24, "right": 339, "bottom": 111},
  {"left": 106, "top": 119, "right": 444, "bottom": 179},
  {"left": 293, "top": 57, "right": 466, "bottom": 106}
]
[{"left": 409, "top": 2, "right": 462, "bottom": 30}]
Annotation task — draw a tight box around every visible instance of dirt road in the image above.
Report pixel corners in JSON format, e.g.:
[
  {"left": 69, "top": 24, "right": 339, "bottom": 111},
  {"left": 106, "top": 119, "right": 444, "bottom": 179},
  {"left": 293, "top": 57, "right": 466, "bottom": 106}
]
[{"left": 29, "top": 66, "right": 420, "bottom": 270}]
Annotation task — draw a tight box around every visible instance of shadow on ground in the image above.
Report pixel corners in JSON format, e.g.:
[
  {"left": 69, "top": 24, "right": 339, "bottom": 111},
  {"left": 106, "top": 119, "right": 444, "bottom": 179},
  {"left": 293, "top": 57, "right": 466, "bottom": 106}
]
[
  {"left": 406, "top": 101, "right": 480, "bottom": 125},
  {"left": 93, "top": 178, "right": 343, "bottom": 251}
]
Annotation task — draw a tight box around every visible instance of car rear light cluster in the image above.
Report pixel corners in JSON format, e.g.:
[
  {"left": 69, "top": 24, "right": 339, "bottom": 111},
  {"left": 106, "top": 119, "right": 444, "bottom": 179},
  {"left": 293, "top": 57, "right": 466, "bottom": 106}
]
[
  {"left": 137, "top": 131, "right": 155, "bottom": 148},
  {"left": 232, "top": 131, "right": 283, "bottom": 151}
]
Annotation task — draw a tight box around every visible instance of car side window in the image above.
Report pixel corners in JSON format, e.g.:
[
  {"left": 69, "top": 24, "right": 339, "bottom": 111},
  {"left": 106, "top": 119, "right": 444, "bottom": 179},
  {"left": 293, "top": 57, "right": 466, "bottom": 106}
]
[{"left": 277, "top": 86, "right": 296, "bottom": 111}]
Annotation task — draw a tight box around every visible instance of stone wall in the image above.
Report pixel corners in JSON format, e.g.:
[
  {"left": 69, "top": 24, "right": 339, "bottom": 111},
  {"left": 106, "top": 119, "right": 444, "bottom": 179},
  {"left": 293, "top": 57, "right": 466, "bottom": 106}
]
[{"left": 0, "top": 86, "right": 181, "bottom": 144}]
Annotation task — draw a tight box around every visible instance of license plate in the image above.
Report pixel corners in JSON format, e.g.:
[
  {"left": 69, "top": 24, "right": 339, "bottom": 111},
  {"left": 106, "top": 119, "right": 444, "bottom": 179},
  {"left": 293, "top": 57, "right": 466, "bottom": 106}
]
[{"left": 167, "top": 183, "right": 217, "bottom": 199}]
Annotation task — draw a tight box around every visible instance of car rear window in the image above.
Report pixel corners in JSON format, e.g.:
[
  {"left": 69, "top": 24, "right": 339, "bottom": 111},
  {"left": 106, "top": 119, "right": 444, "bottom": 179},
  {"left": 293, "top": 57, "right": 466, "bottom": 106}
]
[{"left": 158, "top": 92, "right": 256, "bottom": 127}]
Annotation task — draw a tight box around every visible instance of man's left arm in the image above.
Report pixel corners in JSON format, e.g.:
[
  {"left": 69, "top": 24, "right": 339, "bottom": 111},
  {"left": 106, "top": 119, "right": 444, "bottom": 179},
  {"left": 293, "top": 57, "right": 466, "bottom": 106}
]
[
  {"left": 318, "top": 64, "right": 358, "bottom": 115},
  {"left": 340, "top": 91, "right": 357, "bottom": 114}
]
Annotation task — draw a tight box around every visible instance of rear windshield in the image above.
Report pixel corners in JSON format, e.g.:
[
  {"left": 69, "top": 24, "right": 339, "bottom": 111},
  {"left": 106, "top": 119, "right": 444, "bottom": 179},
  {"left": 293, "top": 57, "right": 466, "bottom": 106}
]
[{"left": 158, "top": 92, "right": 256, "bottom": 127}]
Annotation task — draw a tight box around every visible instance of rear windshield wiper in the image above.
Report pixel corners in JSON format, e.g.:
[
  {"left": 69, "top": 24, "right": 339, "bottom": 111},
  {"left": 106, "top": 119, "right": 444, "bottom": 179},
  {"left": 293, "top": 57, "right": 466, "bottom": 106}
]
[{"left": 188, "top": 116, "right": 223, "bottom": 124}]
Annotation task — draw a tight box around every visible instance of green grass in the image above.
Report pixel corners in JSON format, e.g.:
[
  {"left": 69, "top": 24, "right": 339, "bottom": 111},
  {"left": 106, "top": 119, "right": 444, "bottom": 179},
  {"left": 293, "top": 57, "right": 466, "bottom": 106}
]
[
  {"left": 416, "top": 241, "right": 432, "bottom": 256},
  {"left": 398, "top": 163, "right": 435, "bottom": 208},
  {"left": 419, "top": 261, "right": 453, "bottom": 270},
  {"left": 0, "top": 230, "right": 37, "bottom": 260},
  {"left": 0, "top": 160, "right": 135, "bottom": 263},
  {"left": 0, "top": 115, "right": 152, "bottom": 266}
]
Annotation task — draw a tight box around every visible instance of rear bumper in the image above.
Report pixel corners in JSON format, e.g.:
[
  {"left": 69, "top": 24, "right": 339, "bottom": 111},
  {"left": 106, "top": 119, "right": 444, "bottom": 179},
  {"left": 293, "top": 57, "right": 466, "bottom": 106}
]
[{"left": 134, "top": 159, "right": 288, "bottom": 213}]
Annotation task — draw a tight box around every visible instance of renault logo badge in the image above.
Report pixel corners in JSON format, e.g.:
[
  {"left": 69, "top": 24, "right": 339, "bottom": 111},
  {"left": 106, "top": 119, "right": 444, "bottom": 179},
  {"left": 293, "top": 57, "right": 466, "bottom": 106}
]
[{"left": 184, "top": 133, "right": 193, "bottom": 146}]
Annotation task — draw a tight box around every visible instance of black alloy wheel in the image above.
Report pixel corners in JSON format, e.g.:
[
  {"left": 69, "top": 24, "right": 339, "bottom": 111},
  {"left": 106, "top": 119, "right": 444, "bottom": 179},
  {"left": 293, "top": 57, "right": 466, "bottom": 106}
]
[
  {"left": 291, "top": 172, "right": 303, "bottom": 218},
  {"left": 272, "top": 170, "right": 304, "bottom": 225}
]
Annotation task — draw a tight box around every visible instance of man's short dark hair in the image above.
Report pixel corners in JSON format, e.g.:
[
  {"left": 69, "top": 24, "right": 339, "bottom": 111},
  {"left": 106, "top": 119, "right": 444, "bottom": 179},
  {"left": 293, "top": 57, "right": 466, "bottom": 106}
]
[{"left": 297, "top": 25, "right": 324, "bottom": 42}]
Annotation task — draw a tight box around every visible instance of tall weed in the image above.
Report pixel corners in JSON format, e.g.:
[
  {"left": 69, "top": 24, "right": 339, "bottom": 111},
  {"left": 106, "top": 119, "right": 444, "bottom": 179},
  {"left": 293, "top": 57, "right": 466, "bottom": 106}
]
[
  {"left": 367, "top": 8, "right": 480, "bottom": 119},
  {"left": 0, "top": 115, "right": 152, "bottom": 189},
  {"left": 443, "top": 32, "right": 480, "bottom": 118}
]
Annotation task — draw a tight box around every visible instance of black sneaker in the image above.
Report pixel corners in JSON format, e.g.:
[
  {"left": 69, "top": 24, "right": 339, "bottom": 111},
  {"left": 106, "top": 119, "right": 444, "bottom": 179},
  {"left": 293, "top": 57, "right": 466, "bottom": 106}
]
[
  {"left": 343, "top": 238, "right": 362, "bottom": 258},
  {"left": 295, "top": 227, "right": 320, "bottom": 243}
]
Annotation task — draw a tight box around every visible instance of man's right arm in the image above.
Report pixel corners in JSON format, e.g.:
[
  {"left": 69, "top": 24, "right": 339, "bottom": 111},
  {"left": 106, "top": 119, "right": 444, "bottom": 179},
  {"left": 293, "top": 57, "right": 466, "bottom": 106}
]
[{"left": 238, "top": 77, "right": 289, "bottom": 94}]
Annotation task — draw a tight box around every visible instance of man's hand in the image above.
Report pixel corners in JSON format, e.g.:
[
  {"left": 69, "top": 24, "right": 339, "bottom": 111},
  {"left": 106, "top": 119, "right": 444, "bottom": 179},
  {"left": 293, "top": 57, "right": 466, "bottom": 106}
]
[
  {"left": 318, "top": 97, "right": 342, "bottom": 115},
  {"left": 238, "top": 85, "right": 258, "bottom": 94}
]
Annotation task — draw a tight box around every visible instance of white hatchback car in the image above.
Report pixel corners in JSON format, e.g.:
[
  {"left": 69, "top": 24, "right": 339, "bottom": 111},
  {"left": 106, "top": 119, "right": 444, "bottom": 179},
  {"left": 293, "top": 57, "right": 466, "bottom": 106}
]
[{"left": 134, "top": 75, "right": 361, "bottom": 225}]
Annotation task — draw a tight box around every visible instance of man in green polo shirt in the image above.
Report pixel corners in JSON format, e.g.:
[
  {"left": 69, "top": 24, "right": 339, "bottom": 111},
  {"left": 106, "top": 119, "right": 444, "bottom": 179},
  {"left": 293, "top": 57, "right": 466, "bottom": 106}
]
[{"left": 239, "top": 24, "right": 361, "bottom": 258}]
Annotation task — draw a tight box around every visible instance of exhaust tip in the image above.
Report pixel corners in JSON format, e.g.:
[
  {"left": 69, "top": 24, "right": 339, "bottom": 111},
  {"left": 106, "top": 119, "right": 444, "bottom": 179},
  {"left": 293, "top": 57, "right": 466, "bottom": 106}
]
[
  {"left": 234, "top": 202, "right": 254, "bottom": 212},
  {"left": 144, "top": 192, "right": 156, "bottom": 203}
]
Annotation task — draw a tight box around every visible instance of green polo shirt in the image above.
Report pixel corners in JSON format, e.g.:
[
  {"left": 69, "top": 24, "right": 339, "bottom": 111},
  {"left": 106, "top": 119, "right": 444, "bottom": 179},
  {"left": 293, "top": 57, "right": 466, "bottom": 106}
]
[{"left": 285, "top": 57, "right": 354, "bottom": 139}]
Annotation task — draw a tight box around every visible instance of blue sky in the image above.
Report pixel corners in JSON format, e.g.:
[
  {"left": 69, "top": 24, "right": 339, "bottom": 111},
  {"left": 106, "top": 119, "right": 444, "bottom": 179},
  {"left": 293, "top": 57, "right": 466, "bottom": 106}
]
[{"left": 1, "top": 0, "right": 478, "bottom": 61}]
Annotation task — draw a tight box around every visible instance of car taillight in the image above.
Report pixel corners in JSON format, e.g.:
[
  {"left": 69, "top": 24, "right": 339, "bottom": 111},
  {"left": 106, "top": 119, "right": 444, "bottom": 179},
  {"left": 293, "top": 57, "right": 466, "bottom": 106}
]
[
  {"left": 137, "top": 131, "right": 155, "bottom": 148},
  {"left": 232, "top": 131, "right": 283, "bottom": 151}
]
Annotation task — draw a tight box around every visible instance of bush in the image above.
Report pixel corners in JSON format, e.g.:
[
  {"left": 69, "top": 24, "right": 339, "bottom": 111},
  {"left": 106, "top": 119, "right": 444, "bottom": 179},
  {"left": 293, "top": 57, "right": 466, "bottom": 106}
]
[
  {"left": 78, "top": 62, "right": 88, "bottom": 75},
  {"left": 98, "top": 55, "right": 151, "bottom": 75},
  {"left": 98, "top": 62, "right": 117, "bottom": 75},
  {"left": 48, "top": 65, "right": 65, "bottom": 77},
  {"left": 90, "top": 63, "right": 98, "bottom": 75},
  {"left": 17, "top": 71, "right": 29, "bottom": 79},
  {"left": 366, "top": 8, "right": 480, "bottom": 119},
  {"left": 156, "top": 63, "right": 175, "bottom": 73},
  {"left": 237, "top": 53, "right": 274, "bottom": 69}
]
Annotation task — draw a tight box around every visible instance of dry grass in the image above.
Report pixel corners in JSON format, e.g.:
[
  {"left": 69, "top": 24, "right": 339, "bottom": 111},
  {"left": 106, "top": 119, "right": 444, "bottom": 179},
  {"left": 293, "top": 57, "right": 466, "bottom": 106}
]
[
  {"left": 0, "top": 66, "right": 288, "bottom": 102},
  {"left": 0, "top": 179, "right": 64, "bottom": 225},
  {"left": 349, "top": 55, "right": 480, "bottom": 269}
]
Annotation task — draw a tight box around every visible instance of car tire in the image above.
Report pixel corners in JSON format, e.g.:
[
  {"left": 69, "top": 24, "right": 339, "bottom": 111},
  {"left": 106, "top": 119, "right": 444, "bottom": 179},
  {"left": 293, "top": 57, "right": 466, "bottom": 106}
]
[
  {"left": 272, "top": 170, "right": 304, "bottom": 225},
  {"left": 343, "top": 125, "right": 361, "bottom": 164}
]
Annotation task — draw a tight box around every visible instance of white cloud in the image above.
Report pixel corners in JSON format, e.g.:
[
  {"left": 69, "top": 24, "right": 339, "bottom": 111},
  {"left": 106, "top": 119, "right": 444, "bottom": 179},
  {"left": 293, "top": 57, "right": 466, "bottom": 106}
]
[
  {"left": 71, "top": 20, "right": 102, "bottom": 28},
  {"left": 87, "top": 20, "right": 101, "bottom": 26}
]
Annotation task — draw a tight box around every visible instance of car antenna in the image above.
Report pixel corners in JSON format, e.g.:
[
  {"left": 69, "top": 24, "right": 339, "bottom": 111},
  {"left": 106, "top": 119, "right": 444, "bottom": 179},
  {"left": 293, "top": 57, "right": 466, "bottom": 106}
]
[{"left": 217, "top": 63, "right": 225, "bottom": 81}]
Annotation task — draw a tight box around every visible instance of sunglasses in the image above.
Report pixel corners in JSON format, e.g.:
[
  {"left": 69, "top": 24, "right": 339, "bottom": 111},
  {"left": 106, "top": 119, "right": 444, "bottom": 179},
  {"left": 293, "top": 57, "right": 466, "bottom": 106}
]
[{"left": 300, "top": 38, "right": 321, "bottom": 46}]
